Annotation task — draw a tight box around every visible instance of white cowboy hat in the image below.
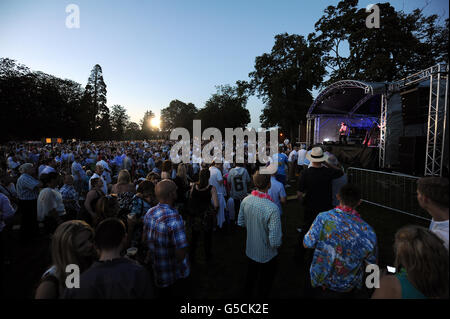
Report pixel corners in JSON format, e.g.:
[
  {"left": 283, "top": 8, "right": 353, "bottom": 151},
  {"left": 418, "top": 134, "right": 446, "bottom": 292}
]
[{"left": 306, "top": 147, "right": 329, "bottom": 163}]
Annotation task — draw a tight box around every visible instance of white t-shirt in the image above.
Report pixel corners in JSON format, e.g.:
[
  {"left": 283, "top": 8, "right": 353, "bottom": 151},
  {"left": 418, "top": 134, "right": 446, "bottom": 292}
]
[
  {"left": 223, "top": 161, "right": 231, "bottom": 175},
  {"left": 429, "top": 219, "right": 449, "bottom": 250},
  {"left": 227, "top": 167, "right": 251, "bottom": 200},
  {"left": 209, "top": 166, "right": 225, "bottom": 195},
  {"left": 297, "top": 149, "right": 307, "bottom": 165},
  {"left": 37, "top": 188, "right": 66, "bottom": 222},
  {"left": 39, "top": 165, "right": 56, "bottom": 177},
  {"left": 89, "top": 173, "right": 108, "bottom": 195},
  {"left": 288, "top": 150, "right": 298, "bottom": 162}
]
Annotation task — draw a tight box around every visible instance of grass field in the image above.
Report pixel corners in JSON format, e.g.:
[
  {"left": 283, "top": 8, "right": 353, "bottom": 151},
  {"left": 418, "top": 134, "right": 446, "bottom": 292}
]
[
  {"left": 187, "top": 183, "right": 430, "bottom": 299},
  {"left": 3, "top": 183, "right": 429, "bottom": 299}
]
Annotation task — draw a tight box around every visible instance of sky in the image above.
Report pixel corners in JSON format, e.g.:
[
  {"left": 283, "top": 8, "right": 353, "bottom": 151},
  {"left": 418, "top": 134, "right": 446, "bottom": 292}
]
[{"left": 0, "top": 0, "right": 448, "bottom": 129}]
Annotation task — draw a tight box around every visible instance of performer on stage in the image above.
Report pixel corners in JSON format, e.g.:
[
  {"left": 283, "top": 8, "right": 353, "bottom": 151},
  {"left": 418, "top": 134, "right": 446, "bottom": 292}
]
[{"left": 339, "top": 122, "right": 349, "bottom": 144}]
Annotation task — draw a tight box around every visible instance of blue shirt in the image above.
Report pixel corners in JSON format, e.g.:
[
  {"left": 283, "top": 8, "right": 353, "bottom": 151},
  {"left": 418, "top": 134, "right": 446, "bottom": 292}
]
[
  {"left": 304, "top": 208, "right": 378, "bottom": 292},
  {"left": 16, "top": 173, "right": 40, "bottom": 200},
  {"left": 143, "top": 203, "right": 190, "bottom": 287},
  {"left": 0, "top": 193, "right": 15, "bottom": 232},
  {"left": 238, "top": 193, "right": 282, "bottom": 263},
  {"left": 268, "top": 176, "right": 286, "bottom": 216},
  {"left": 71, "top": 161, "right": 87, "bottom": 181},
  {"left": 273, "top": 153, "right": 289, "bottom": 176}
]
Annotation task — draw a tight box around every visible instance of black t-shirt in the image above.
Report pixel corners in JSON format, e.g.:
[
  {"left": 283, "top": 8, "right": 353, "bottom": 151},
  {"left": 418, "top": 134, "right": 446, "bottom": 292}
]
[
  {"left": 297, "top": 166, "right": 344, "bottom": 213},
  {"left": 63, "top": 257, "right": 154, "bottom": 299},
  {"left": 173, "top": 176, "right": 189, "bottom": 204}
]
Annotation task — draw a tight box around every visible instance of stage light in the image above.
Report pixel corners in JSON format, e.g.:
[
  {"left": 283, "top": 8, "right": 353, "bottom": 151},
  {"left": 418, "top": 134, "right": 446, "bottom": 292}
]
[{"left": 323, "top": 138, "right": 330, "bottom": 142}]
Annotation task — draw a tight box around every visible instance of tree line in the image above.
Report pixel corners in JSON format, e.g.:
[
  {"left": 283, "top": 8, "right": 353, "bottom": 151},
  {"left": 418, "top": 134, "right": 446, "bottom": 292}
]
[{"left": 0, "top": 0, "right": 447, "bottom": 142}]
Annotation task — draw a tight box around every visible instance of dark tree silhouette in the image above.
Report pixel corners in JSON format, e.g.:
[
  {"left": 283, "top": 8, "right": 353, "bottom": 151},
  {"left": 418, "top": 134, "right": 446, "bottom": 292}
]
[
  {"left": 85, "top": 64, "right": 109, "bottom": 139},
  {"left": 161, "top": 100, "right": 198, "bottom": 134},
  {"left": 197, "top": 85, "right": 251, "bottom": 133}
]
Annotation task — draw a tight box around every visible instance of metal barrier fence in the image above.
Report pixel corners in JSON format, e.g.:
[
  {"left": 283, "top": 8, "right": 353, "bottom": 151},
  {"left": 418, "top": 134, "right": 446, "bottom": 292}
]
[{"left": 347, "top": 167, "right": 431, "bottom": 221}]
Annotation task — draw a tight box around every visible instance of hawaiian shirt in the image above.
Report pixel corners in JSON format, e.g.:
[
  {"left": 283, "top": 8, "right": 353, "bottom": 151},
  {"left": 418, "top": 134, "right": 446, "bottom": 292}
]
[
  {"left": 130, "top": 195, "right": 152, "bottom": 219},
  {"left": 304, "top": 207, "right": 378, "bottom": 292}
]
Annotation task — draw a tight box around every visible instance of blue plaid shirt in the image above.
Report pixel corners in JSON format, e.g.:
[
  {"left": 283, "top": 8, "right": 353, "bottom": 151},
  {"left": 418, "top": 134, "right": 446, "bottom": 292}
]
[
  {"left": 60, "top": 184, "right": 80, "bottom": 211},
  {"left": 16, "top": 173, "right": 40, "bottom": 200},
  {"left": 143, "top": 203, "right": 189, "bottom": 288}
]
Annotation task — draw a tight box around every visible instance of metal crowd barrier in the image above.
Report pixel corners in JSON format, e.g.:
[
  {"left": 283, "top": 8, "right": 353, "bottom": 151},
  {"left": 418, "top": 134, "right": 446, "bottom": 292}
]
[{"left": 347, "top": 167, "right": 430, "bottom": 221}]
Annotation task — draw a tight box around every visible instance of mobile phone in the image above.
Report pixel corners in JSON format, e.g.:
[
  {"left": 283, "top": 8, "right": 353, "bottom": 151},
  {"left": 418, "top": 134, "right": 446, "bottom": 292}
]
[{"left": 387, "top": 266, "right": 396, "bottom": 273}]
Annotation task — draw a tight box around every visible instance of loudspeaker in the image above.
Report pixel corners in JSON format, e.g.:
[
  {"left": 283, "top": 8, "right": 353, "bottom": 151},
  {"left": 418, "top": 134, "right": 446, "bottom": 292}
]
[
  {"left": 398, "top": 136, "right": 426, "bottom": 176},
  {"left": 401, "top": 87, "right": 429, "bottom": 125}
]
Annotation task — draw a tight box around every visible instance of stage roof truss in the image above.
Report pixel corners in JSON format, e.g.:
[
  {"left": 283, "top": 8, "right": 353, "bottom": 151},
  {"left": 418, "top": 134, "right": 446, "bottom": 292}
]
[
  {"left": 308, "top": 64, "right": 448, "bottom": 176},
  {"left": 307, "top": 80, "right": 374, "bottom": 117}
]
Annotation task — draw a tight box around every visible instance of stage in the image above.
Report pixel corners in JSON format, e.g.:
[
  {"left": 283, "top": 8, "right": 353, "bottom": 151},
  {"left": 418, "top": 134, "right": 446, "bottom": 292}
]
[{"left": 325, "top": 144, "right": 379, "bottom": 169}]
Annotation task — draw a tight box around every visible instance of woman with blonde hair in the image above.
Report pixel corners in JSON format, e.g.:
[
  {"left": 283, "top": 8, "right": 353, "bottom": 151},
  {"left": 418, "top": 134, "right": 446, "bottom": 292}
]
[
  {"left": 35, "top": 220, "right": 96, "bottom": 299},
  {"left": 372, "top": 225, "right": 449, "bottom": 299},
  {"left": 111, "top": 169, "right": 136, "bottom": 217}
]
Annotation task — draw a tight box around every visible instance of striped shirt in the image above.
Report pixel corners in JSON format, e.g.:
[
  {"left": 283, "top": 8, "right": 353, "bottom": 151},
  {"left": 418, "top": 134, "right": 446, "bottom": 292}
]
[
  {"left": 16, "top": 173, "right": 40, "bottom": 200},
  {"left": 238, "top": 192, "right": 282, "bottom": 263}
]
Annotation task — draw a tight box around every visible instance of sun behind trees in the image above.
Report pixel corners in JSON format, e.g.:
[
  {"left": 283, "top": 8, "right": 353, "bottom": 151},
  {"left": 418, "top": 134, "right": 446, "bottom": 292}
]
[{"left": 0, "top": 0, "right": 447, "bottom": 142}]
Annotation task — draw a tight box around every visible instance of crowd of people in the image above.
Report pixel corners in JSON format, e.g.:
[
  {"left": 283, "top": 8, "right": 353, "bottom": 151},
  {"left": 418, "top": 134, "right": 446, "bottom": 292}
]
[{"left": 0, "top": 139, "right": 448, "bottom": 299}]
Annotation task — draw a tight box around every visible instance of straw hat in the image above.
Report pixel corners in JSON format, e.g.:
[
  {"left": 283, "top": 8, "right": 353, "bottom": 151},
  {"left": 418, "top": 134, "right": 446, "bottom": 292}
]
[{"left": 306, "top": 147, "right": 328, "bottom": 163}]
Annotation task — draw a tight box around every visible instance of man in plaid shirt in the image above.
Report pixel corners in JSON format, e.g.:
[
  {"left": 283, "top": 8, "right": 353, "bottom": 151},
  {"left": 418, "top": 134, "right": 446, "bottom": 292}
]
[
  {"left": 60, "top": 174, "right": 81, "bottom": 219},
  {"left": 143, "top": 179, "right": 190, "bottom": 298}
]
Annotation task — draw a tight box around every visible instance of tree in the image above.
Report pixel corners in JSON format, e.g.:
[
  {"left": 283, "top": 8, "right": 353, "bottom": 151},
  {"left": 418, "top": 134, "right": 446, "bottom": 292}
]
[
  {"left": 124, "top": 122, "right": 142, "bottom": 140},
  {"left": 309, "top": 1, "right": 449, "bottom": 84},
  {"left": 140, "top": 110, "right": 155, "bottom": 139},
  {"left": 85, "top": 64, "right": 108, "bottom": 139},
  {"left": 197, "top": 85, "right": 250, "bottom": 133},
  {"left": 0, "top": 58, "right": 85, "bottom": 141},
  {"left": 110, "top": 105, "right": 130, "bottom": 140},
  {"left": 247, "top": 33, "right": 325, "bottom": 138},
  {"left": 161, "top": 100, "right": 198, "bottom": 134}
]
